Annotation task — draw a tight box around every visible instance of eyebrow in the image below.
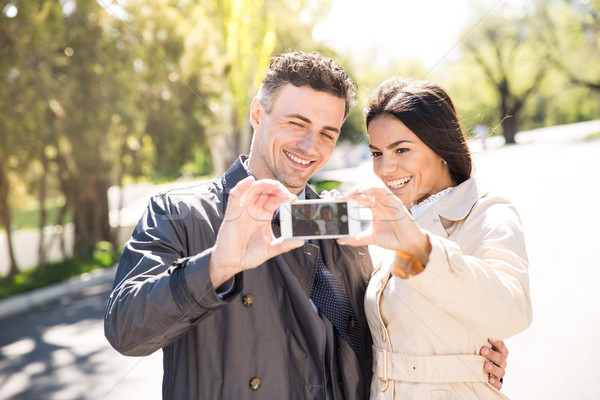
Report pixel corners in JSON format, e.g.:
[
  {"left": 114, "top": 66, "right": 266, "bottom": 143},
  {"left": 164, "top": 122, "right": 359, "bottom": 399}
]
[
  {"left": 287, "top": 114, "right": 340, "bottom": 134},
  {"left": 369, "top": 140, "right": 413, "bottom": 150}
]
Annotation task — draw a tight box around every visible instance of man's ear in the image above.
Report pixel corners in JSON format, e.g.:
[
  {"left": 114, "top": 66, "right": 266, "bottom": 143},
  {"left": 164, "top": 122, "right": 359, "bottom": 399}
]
[{"left": 249, "top": 97, "right": 263, "bottom": 130}]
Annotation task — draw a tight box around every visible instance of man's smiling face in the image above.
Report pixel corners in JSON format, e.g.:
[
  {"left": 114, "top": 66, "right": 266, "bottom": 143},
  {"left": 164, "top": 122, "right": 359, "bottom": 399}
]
[{"left": 247, "top": 84, "right": 346, "bottom": 194}]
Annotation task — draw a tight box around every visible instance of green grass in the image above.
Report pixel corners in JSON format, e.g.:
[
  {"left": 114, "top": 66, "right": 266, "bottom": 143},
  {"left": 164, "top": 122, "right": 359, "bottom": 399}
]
[
  {"left": 0, "top": 205, "right": 73, "bottom": 230},
  {"left": 585, "top": 131, "right": 600, "bottom": 141},
  {"left": 0, "top": 241, "right": 120, "bottom": 300}
]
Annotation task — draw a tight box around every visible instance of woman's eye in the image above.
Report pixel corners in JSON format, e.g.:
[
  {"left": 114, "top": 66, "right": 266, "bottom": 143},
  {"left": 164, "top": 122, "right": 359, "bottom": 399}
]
[
  {"left": 396, "top": 148, "right": 409, "bottom": 154},
  {"left": 370, "top": 152, "right": 381, "bottom": 158}
]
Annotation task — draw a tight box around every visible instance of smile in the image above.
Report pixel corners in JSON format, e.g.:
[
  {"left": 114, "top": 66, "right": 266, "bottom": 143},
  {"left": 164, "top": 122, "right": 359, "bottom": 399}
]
[
  {"left": 284, "top": 150, "right": 312, "bottom": 165},
  {"left": 387, "top": 176, "right": 412, "bottom": 189}
]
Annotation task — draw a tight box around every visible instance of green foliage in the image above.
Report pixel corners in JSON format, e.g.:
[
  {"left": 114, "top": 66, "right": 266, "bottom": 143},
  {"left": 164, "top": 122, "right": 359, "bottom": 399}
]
[
  {"left": 453, "top": 0, "right": 600, "bottom": 137},
  {"left": 309, "top": 180, "right": 342, "bottom": 194},
  {"left": 0, "top": 243, "right": 120, "bottom": 300},
  {"left": 1, "top": 0, "right": 335, "bottom": 263},
  {"left": 536, "top": 0, "right": 600, "bottom": 90}
]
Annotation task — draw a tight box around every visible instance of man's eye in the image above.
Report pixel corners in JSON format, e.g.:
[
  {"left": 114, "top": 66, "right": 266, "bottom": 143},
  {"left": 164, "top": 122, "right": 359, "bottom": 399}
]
[
  {"left": 290, "top": 121, "right": 304, "bottom": 128},
  {"left": 321, "top": 132, "right": 334, "bottom": 140}
]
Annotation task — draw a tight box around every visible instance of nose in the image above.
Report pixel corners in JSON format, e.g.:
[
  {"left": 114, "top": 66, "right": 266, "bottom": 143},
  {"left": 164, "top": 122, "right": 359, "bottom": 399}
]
[
  {"left": 297, "top": 131, "right": 318, "bottom": 155},
  {"left": 375, "top": 154, "right": 398, "bottom": 176}
]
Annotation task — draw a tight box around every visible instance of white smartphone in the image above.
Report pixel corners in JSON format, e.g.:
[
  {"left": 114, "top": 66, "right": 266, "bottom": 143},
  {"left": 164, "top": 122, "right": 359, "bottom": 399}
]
[{"left": 279, "top": 199, "right": 361, "bottom": 240}]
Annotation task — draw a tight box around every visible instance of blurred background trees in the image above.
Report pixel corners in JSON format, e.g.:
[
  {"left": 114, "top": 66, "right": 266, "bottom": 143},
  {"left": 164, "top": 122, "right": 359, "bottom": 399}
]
[{"left": 0, "top": 0, "right": 598, "bottom": 275}]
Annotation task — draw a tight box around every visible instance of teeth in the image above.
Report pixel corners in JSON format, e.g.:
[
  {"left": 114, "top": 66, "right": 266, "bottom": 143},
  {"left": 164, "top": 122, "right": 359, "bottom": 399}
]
[
  {"left": 285, "top": 150, "right": 311, "bottom": 165},
  {"left": 387, "top": 176, "right": 411, "bottom": 189}
]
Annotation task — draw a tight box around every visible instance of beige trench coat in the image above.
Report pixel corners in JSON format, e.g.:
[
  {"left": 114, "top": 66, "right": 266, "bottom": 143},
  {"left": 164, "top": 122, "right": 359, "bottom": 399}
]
[{"left": 366, "top": 177, "right": 532, "bottom": 400}]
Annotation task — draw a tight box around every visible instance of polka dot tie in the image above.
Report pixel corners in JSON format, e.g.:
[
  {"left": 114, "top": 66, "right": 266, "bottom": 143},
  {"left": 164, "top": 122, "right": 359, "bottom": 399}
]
[{"left": 311, "top": 258, "right": 371, "bottom": 386}]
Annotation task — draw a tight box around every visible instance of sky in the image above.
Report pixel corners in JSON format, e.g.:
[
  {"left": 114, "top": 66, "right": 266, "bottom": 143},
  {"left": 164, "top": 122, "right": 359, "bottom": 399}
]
[{"left": 313, "top": 0, "right": 528, "bottom": 71}]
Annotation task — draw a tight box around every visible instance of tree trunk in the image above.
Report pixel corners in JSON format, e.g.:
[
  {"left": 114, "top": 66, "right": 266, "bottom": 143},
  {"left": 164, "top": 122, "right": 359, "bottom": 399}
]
[
  {"left": 502, "top": 114, "right": 518, "bottom": 145},
  {"left": 73, "top": 175, "right": 111, "bottom": 258},
  {"left": 37, "top": 150, "right": 49, "bottom": 271},
  {"left": 500, "top": 88, "right": 518, "bottom": 145},
  {"left": 0, "top": 165, "right": 19, "bottom": 276}
]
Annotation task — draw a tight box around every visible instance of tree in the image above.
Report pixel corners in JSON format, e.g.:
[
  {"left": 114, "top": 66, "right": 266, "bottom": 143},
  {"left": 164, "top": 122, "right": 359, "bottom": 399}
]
[
  {"left": 538, "top": 0, "right": 600, "bottom": 90},
  {"left": 461, "top": 5, "right": 548, "bottom": 144},
  {"left": 0, "top": 0, "right": 66, "bottom": 272},
  {"left": 0, "top": 0, "right": 342, "bottom": 274}
]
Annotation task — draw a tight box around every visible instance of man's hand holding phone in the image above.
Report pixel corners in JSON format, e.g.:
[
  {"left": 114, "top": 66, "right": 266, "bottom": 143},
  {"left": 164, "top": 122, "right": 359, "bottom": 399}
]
[{"left": 209, "top": 177, "right": 304, "bottom": 288}]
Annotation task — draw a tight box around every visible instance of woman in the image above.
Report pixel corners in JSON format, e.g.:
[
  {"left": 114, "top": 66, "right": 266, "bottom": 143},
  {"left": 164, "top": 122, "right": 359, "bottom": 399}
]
[{"left": 338, "top": 77, "right": 532, "bottom": 399}]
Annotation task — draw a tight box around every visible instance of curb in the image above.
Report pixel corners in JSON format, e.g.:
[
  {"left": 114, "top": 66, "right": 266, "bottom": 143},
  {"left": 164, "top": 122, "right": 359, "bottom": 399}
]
[{"left": 0, "top": 265, "right": 117, "bottom": 321}]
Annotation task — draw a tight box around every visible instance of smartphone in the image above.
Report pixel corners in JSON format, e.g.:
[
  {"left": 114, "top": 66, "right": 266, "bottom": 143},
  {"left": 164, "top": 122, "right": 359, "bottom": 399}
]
[{"left": 279, "top": 199, "right": 361, "bottom": 240}]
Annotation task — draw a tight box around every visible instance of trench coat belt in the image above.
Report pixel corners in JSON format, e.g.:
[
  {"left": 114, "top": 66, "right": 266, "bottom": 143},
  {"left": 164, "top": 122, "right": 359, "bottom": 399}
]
[{"left": 372, "top": 346, "right": 489, "bottom": 384}]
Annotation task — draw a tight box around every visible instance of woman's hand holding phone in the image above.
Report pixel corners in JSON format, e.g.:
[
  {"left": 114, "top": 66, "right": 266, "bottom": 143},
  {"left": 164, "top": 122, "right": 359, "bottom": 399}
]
[{"left": 337, "top": 185, "right": 431, "bottom": 266}]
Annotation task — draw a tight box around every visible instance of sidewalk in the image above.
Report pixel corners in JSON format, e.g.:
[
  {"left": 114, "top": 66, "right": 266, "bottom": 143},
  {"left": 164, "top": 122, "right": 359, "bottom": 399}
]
[{"left": 0, "top": 266, "right": 117, "bottom": 321}]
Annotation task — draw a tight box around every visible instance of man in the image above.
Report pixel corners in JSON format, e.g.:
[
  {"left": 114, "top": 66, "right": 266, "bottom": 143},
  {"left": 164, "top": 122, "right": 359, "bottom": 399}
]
[
  {"left": 105, "top": 51, "right": 507, "bottom": 399},
  {"left": 319, "top": 205, "right": 340, "bottom": 235},
  {"left": 294, "top": 203, "right": 322, "bottom": 236}
]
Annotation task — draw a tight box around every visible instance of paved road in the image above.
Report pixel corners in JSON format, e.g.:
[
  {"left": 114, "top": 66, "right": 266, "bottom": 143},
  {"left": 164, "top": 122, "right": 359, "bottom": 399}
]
[
  {"left": 1, "top": 121, "right": 599, "bottom": 399},
  {"left": 0, "top": 282, "right": 162, "bottom": 400}
]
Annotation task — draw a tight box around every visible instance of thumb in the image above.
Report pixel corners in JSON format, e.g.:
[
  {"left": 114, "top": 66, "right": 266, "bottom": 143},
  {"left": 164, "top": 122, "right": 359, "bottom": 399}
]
[
  {"left": 337, "top": 233, "right": 373, "bottom": 247},
  {"left": 269, "top": 237, "right": 305, "bottom": 257}
]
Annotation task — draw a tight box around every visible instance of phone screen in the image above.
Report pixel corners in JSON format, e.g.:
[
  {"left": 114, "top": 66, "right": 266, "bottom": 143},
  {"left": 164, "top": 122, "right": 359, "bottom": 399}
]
[{"left": 291, "top": 202, "right": 349, "bottom": 237}]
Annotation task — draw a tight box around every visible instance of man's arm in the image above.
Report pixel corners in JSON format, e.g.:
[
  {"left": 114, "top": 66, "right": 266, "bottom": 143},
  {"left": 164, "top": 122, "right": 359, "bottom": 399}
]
[
  {"left": 104, "top": 177, "right": 303, "bottom": 356},
  {"left": 104, "top": 189, "right": 226, "bottom": 356}
]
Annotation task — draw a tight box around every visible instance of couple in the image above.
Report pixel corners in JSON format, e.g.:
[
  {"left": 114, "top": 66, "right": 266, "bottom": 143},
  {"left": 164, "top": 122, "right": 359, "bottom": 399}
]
[{"left": 105, "top": 51, "right": 531, "bottom": 399}]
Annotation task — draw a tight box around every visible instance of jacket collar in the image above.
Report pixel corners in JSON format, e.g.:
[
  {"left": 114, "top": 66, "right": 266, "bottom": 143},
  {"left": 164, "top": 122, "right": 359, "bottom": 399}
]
[
  {"left": 221, "top": 155, "right": 250, "bottom": 211},
  {"left": 436, "top": 177, "right": 486, "bottom": 221},
  {"left": 416, "top": 177, "right": 488, "bottom": 236}
]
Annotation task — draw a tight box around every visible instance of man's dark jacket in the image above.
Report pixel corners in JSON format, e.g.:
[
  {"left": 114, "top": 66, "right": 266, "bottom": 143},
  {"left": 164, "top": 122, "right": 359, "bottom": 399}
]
[{"left": 105, "top": 156, "right": 373, "bottom": 399}]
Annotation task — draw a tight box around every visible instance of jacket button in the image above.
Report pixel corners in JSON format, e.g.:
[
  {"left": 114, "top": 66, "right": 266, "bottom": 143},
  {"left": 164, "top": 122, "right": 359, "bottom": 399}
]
[
  {"left": 249, "top": 377, "right": 261, "bottom": 390},
  {"left": 242, "top": 294, "right": 254, "bottom": 307}
]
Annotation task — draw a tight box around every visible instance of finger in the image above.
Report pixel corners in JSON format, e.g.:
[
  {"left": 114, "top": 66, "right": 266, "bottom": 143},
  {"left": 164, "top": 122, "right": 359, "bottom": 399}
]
[
  {"left": 320, "top": 190, "right": 333, "bottom": 200},
  {"left": 252, "top": 190, "right": 285, "bottom": 215},
  {"left": 337, "top": 231, "right": 374, "bottom": 247},
  {"left": 488, "top": 373, "right": 503, "bottom": 390},
  {"left": 269, "top": 237, "right": 304, "bottom": 257},
  {"left": 340, "top": 191, "right": 376, "bottom": 208},
  {"left": 246, "top": 180, "right": 295, "bottom": 216},
  {"left": 342, "top": 187, "right": 406, "bottom": 218},
  {"left": 480, "top": 346, "right": 506, "bottom": 378},
  {"left": 489, "top": 338, "right": 509, "bottom": 359},
  {"left": 480, "top": 345, "right": 506, "bottom": 370},
  {"left": 227, "top": 176, "right": 255, "bottom": 207},
  {"left": 481, "top": 345, "right": 505, "bottom": 390},
  {"left": 482, "top": 341, "right": 507, "bottom": 369},
  {"left": 222, "top": 177, "right": 256, "bottom": 222},
  {"left": 231, "top": 176, "right": 255, "bottom": 197}
]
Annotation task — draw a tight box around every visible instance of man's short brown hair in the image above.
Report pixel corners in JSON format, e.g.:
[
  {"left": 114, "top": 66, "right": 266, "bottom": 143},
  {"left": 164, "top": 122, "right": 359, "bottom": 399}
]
[{"left": 257, "top": 51, "right": 356, "bottom": 119}]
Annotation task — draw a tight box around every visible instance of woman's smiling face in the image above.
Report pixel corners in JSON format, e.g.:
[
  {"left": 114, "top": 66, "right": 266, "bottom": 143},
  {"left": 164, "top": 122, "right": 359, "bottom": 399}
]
[{"left": 368, "top": 115, "right": 455, "bottom": 207}]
